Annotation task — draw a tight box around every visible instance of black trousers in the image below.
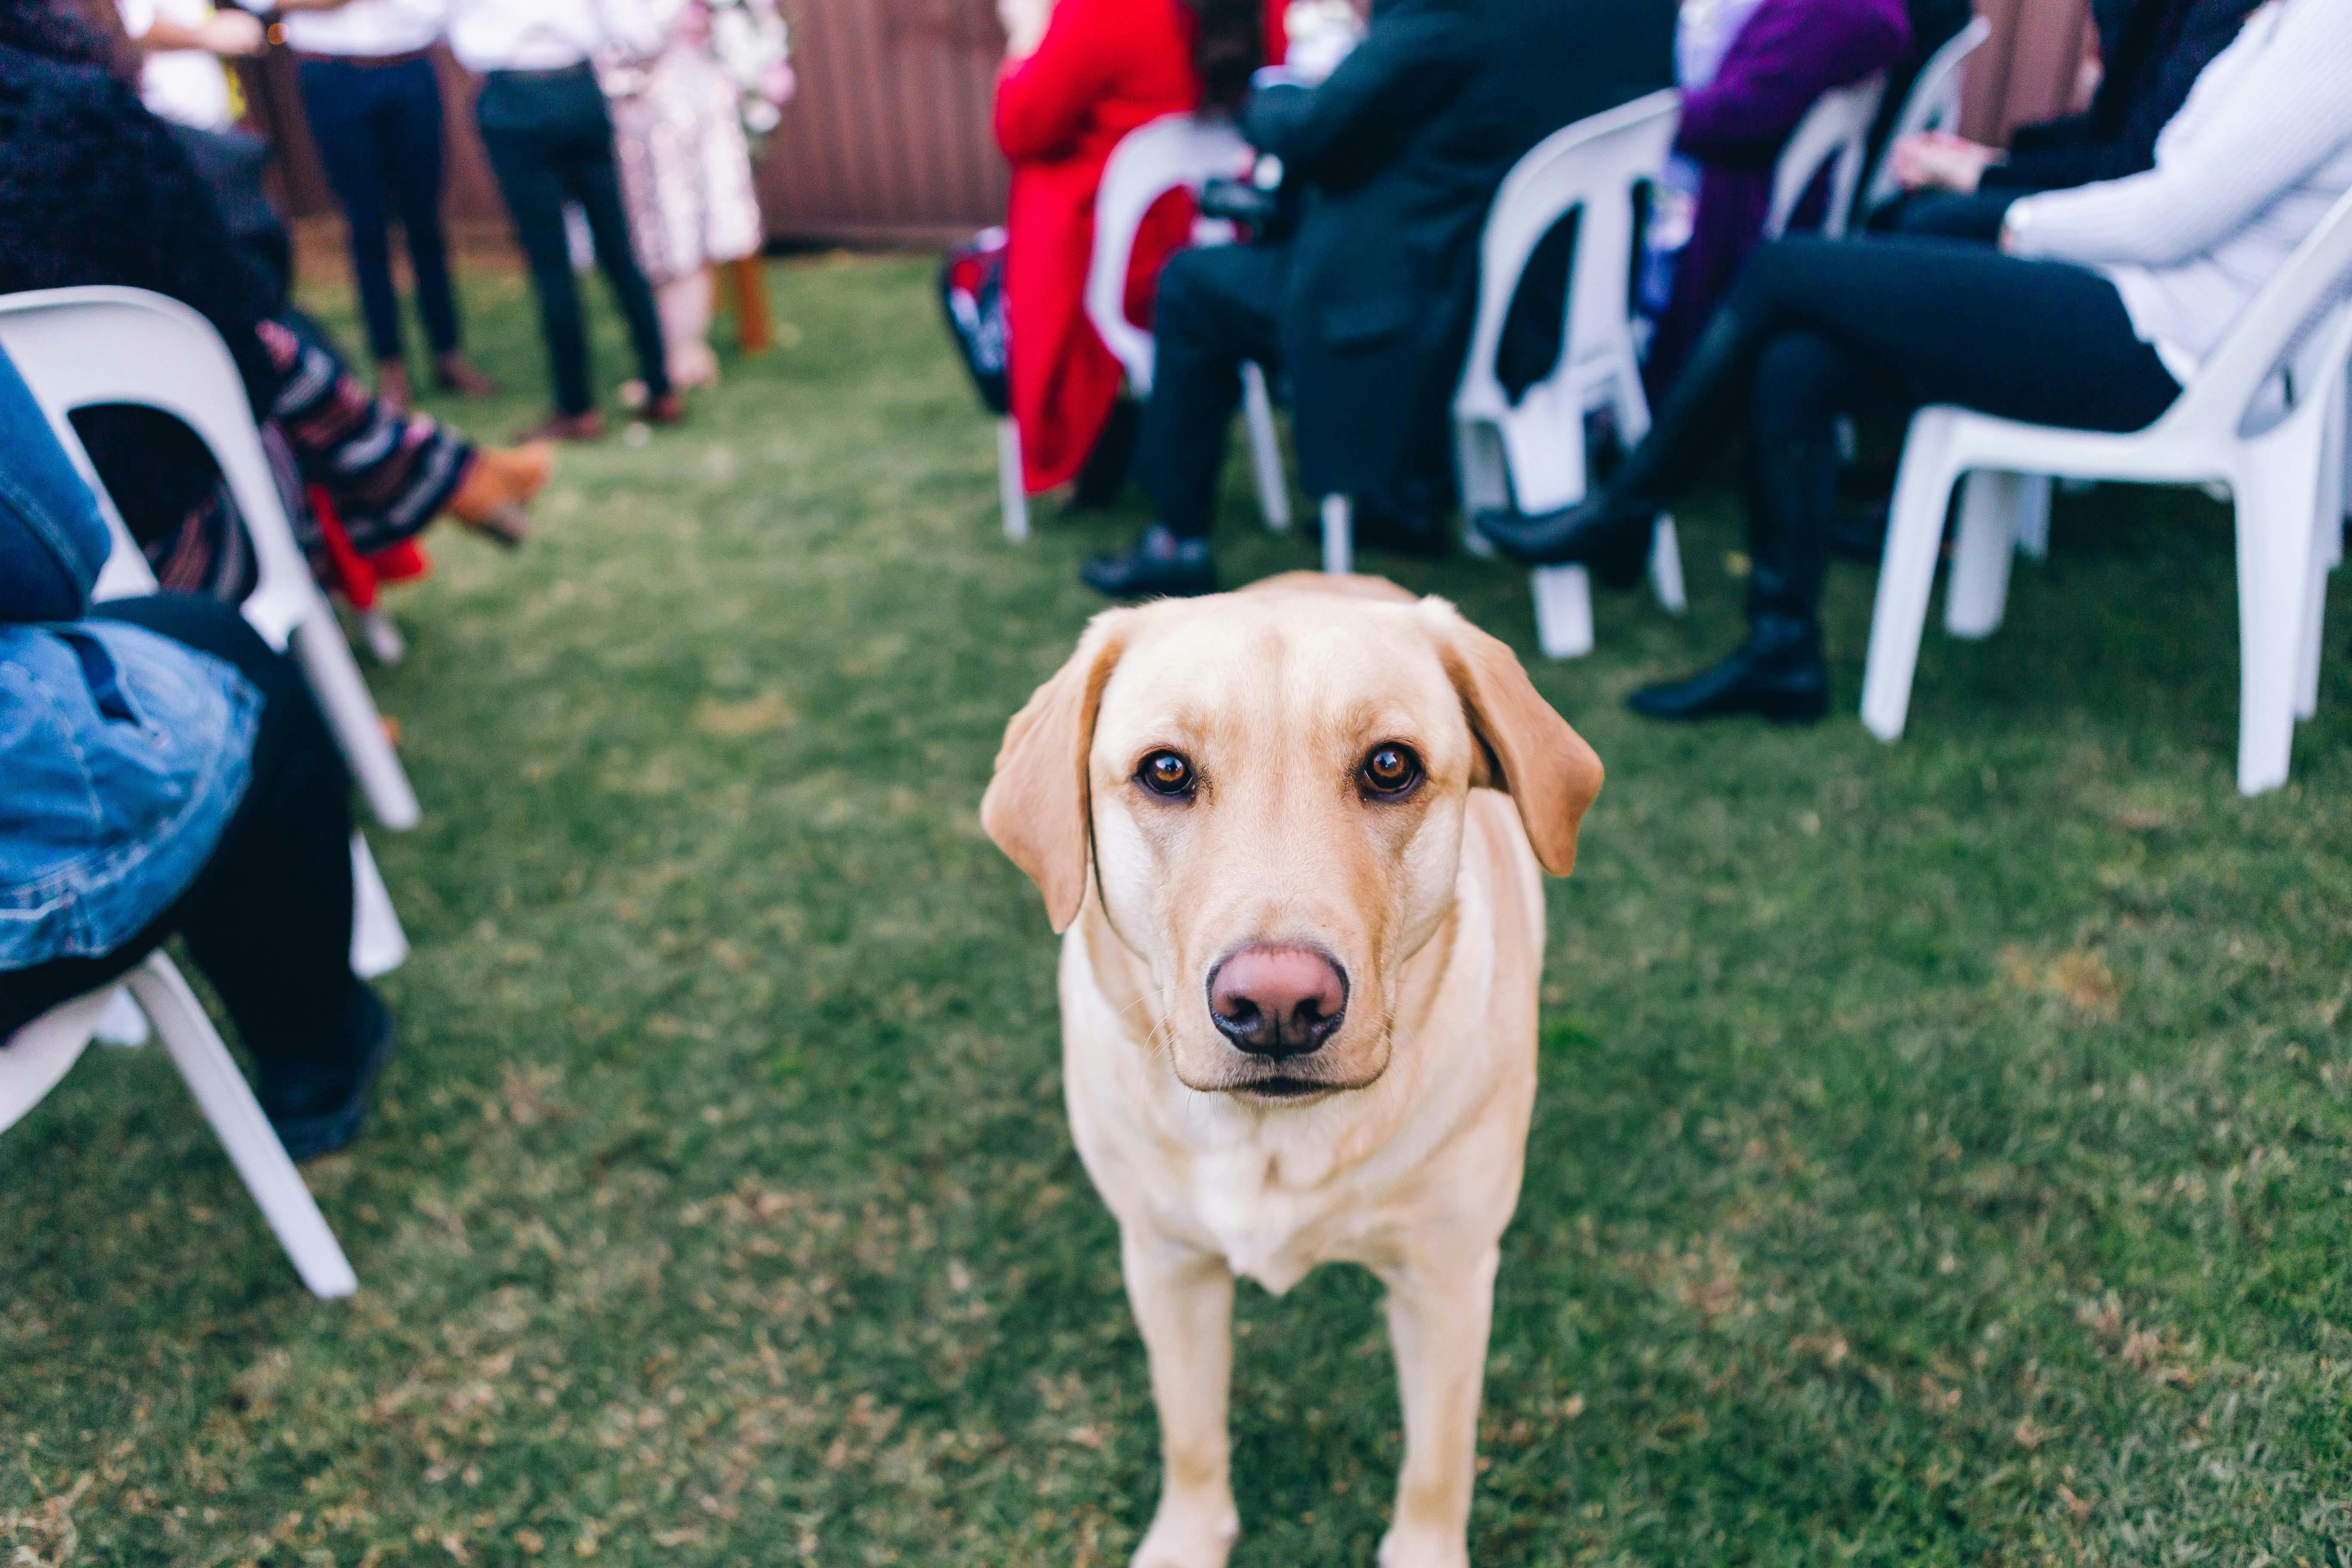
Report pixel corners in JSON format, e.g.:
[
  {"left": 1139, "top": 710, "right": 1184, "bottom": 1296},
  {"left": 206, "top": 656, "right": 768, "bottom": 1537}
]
[
  {"left": 1135, "top": 240, "right": 1291, "bottom": 541},
  {"left": 1631, "top": 236, "right": 2180, "bottom": 620},
  {"left": 300, "top": 55, "right": 461, "bottom": 363},
  {"left": 0, "top": 597, "right": 361, "bottom": 1093},
  {"left": 475, "top": 64, "right": 670, "bottom": 416},
  {"left": 1871, "top": 187, "right": 2030, "bottom": 243}
]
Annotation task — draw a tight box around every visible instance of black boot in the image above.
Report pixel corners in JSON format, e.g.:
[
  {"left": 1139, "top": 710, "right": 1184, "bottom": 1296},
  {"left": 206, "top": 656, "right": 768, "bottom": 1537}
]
[
  {"left": 261, "top": 983, "right": 396, "bottom": 1162},
  {"left": 1473, "top": 496, "right": 1654, "bottom": 581},
  {"left": 1629, "top": 404, "right": 1838, "bottom": 724},
  {"left": 1473, "top": 311, "right": 1757, "bottom": 572},
  {"left": 1626, "top": 603, "right": 1828, "bottom": 723},
  {"left": 1080, "top": 524, "right": 1217, "bottom": 598}
]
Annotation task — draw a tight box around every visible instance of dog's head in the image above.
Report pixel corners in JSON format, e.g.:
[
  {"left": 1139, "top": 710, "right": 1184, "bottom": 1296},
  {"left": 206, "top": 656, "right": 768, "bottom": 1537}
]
[{"left": 983, "top": 574, "right": 1602, "bottom": 1101}]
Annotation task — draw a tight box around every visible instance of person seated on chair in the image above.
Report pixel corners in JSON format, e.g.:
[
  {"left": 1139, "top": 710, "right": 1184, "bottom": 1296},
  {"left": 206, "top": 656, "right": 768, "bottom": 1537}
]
[
  {"left": 1081, "top": 0, "right": 1676, "bottom": 598},
  {"left": 0, "top": 0, "right": 553, "bottom": 600},
  {"left": 993, "top": 0, "right": 1285, "bottom": 511},
  {"left": 0, "top": 346, "right": 393, "bottom": 1162},
  {"left": 1476, "top": 0, "right": 2352, "bottom": 723},
  {"left": 1638, "top": 0, "right": 1909, "bottom": 395},
  {"left": 1875, "top": 0, "right": 2263, "bottom": 243}
]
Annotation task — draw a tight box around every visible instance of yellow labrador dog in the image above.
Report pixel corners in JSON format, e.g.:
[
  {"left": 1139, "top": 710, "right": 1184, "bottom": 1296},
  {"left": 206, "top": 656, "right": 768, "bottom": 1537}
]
[{"left": 983, "top": 574, "right": 1602, "bottom": 1568}]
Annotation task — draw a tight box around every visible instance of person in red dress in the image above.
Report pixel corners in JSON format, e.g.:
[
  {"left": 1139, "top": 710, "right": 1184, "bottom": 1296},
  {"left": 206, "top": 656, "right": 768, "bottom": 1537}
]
[{"left": 993, "top": 0, "right": 1283, "bottom": 500}]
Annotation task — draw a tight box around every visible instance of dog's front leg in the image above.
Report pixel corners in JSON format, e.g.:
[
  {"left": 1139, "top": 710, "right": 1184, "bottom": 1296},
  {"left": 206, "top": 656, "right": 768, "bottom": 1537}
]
[
  {"left": 1375, "top": 1244, "right": 1501, "bottom": 1568},
  {"left": 1121, "top": 1225, "right": 1240, "bottom": 1568}
]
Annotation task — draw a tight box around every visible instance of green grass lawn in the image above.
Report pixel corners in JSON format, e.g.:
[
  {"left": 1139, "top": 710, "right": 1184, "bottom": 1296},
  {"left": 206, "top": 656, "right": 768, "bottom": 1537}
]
[{"left": 6, "top": 255, "right": 2352, "bottom": 1567}]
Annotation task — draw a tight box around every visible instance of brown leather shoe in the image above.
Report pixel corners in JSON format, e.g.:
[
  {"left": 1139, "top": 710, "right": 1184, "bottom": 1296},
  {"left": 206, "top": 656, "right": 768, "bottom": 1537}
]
[
  {"left": 433, "top": 351, "right": 500, "bottom": 398},
  {"left": 446, "top": 442, "right": 553, "bottom": 549},
  {"left": 514, "top": 410, "right": 604, "bottom": 444},
  {"left": 377, "top": 361, "right": 412, "bottom": 412},
  {"left": 644, "top": 391, "right": 687, "bottom": 426}
]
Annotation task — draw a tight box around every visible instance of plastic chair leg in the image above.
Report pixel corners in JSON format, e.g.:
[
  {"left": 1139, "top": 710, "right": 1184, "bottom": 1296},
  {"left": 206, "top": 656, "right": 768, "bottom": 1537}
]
[
  {"left": 2297, "top": 519, "right": 2328, "bottom": 723},
  {"left": 94, "top": 989, "right": 150, "bottom": 1047},
  {"left": 355, "top": 607, "right": 406, "bottom": 665},
  {"left": 2230, "top": 444, "right": 2325, "bottom": 796},
  {"left": 351, "top": 834, "right": 409, "bottom": 980},
  {"left": 1531, "top": 566, "right": 1596, "bottom": 659},
  {"left": 126, "top": 954, "right": 358, "bottom": 1299},
  {"left": 1946, "top": 470, "right": 2019, "bottom": 638},
  {"left": 1241, "top": 364, "right": 1290, "bottom": 532},
  {"left": 1321, "top": 494, "right": 1353, "bottom": 576},
  {"left": 2012, "top": 474, "right": 2052, "bottom": 560},
  {"left": 998, "top": 419, "right": 1030, "bottom": 543},
  {"left": 289, "top": 607, "right": 420, "bottom": 830},
  {"left": 1648, "top": 514, "right": 1686, "bottom": 615},
  {"left": 1860, "top": 426, "right": 1959, "bottom": 741}
]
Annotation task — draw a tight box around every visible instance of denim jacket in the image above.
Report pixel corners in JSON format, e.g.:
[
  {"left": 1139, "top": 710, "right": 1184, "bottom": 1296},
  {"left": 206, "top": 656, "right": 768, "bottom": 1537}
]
[{"left": 0, "top": 344, "right": 257, "bottom": 969}]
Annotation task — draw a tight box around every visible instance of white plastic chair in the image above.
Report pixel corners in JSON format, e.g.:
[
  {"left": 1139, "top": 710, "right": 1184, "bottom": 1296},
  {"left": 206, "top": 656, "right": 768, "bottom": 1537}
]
[
  {"left": 1858, "top": 18, "right": 1992, "bottom": 220},
  {"left": 0, "top": 288, "right": 422, "bottom": 831},
  {"left": 1858, "top": 185, "right": 2352, "bottom": 797},
  {"left": 0, "top": 287, "right": 413, "bottom": 973},
  {"left": 1764, "top": 74, "right": 1888, "bottom": 241},
  {"left": 0, "top": 952, "right": 359, "bottom": 1298},
  {"left": 1454, "top": 89, "right": 1688, "bottom": 658},
  {"left": 1085, "top": 113, "right": 1292, "bottom": 535}
]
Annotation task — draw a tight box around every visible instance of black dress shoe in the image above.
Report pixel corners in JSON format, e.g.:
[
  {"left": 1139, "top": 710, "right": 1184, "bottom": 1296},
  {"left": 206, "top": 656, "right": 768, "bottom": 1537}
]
[
  {"left": 1626, "top": 615, "right": 1829, "bottom": 723},
  {"left": 1472, "top": 497, "right": 1652, "bottom": 586},
  {"left": 262, "top": 985, "right": 396, "bottom": 1163},
  {"left": 1080, "top": 525, "right": 1216, "bottom": 598}
]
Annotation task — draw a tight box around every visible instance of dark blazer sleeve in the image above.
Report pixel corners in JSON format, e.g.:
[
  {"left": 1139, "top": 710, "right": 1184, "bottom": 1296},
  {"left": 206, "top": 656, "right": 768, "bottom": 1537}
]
[
  {"left": 1985, "top": 0, "right": 2259, "bottom": 191},
  {"left": 0, "top": 346, "right": 108, "bottom": 626},
  {"left": 1241, "top": 0, "right": 1479, "bottom": 189}
]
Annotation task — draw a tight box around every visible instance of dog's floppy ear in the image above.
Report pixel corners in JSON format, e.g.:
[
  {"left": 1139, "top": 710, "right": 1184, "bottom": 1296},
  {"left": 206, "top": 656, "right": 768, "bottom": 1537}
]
[
  {"left": 1424, "top": 600, "right": 1604, "bottom": 876},
  {"left": 981, "top": 613, "right": 1130, "bottom": 932}
]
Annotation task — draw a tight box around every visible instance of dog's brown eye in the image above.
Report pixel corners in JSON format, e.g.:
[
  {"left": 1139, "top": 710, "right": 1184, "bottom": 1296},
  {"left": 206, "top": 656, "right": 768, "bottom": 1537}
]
[
  {"left": 1138, "top": 750, "right": 1197, "bottom": 798},
  {"left": 1361, "top": 744, "right": 1422, "bottom": 797}
]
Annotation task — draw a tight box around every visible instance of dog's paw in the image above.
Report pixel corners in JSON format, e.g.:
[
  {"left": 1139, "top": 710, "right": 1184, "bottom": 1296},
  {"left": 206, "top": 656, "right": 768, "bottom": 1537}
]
[
  {"left": 1130, "top": 1497, "right": 1238, "bottom": 1568},
  {"left": 1376, "top": 1524, "right": 1470, "bottom": 1568}
]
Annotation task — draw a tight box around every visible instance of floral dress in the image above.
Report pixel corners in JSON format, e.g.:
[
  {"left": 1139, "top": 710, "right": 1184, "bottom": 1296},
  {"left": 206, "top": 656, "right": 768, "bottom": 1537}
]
[{"left": 606, "top": 0, "right": 784, "bottom": 287}]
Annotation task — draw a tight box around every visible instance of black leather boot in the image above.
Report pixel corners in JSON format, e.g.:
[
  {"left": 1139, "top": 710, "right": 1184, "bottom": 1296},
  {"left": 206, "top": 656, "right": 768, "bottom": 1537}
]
[
  {"left": 1626, "top": 602, "right": 1828, "bottom": 723},
  {"left": 1473, "top": 311, "right": 1756, "bottom": 570},
  {"left": 1079, "top": 524, "right": 1217, "bottom": 598},
  {"left": 1628, "top": 409, "right": 1837, "bottom": 724}
]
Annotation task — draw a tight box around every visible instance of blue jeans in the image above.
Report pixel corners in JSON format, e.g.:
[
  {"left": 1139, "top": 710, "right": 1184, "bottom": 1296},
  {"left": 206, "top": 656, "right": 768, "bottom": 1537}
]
[
  {"left": 0, "top": 596, "right": 358, "bottom": 1090},
  {"left": 299, "top": 55, "right": 461, "bottom": 363}
]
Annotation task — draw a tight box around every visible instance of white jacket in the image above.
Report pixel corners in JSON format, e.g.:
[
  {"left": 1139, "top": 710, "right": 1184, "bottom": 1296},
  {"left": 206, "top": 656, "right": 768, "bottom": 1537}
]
[{"left": 2006, "top": 0, "right": 2352, "bottom": 381}]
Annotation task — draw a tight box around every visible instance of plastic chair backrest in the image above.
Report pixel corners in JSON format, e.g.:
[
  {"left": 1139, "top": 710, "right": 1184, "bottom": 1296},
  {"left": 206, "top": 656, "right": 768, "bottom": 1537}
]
[
  {"left": 2161, "top": 184, "right": 2352, "bottom": 441},
  {"left": 1084, "top": 113, "right": 1253, "bottom": 397},
  {"left": 1765, "top": 74, "right": 1887, "bottom": 241},
  {"left": 0, "top": 287, "right": 312, "bottom": 649},
  {"left": 1458, "top": 90, "right": 1681, "bottom": 420},
  {"left": 1859, "top": 17, "right": 1991, "bottom": 217}
]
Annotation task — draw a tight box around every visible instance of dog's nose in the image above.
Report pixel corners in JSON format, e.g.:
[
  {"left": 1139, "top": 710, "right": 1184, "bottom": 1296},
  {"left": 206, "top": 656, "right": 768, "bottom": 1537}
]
[{"left": 1207, "top": 946, "right": 1348, "bottom": 1058}]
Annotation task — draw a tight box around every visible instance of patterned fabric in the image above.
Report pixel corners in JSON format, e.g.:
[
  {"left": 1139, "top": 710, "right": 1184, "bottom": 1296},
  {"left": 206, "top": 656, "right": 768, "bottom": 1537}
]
[
  {"left": 609, "top": 36, "right": 766, "bottom": 287},
  {"left": 135, "top": 315, "right": 472, "bottom": 600}
]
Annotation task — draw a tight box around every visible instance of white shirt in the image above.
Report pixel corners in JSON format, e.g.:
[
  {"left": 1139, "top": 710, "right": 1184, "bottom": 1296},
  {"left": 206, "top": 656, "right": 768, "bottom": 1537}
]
[
  {"left": 2008, "top": 0, "right": 2352, "bottom": 381},
  {"left": 281, "top": 0, "right": 447, "bottom": 58},
  {"left": 443, "top": 0, "right": 659, "bottom": 73},
  {"left": 116, "top": 0, "right": 234, "bottom": 130}
]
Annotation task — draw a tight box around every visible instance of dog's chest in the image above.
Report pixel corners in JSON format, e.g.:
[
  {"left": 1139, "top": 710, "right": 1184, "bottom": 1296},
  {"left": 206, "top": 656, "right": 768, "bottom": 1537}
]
[{"left": 1188, "top": 1141, "right": 1395, "bottom": 1295}]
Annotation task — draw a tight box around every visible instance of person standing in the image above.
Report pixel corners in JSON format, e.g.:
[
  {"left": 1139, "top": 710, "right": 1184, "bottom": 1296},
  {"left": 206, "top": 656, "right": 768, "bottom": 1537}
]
[
  {"left": 114, "top": 0, "right": 254, "bottom": 131},
  {"left": 605, "top": 0, "right": 791, "bottom": 397},
  {"left": 286, "top": 0, "right": 499, "bottom": 408},
  {"left": 447, "top": 0, "right": 681, "bottom": 441}
]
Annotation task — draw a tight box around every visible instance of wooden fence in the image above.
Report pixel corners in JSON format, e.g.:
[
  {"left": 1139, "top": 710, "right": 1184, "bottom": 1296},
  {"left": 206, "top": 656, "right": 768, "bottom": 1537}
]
[{"left": 246, "top": 0, "right": 2088, "bottom": 252}]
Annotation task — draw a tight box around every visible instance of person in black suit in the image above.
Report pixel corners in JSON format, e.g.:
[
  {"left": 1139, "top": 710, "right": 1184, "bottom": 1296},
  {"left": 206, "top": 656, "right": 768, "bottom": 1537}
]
[
  {"left": 1081, "top": 0, "right": 1675, "bottom": 598},
  {"left": 1874, "top": 0, "right": 2263, "bottom": 241}
]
